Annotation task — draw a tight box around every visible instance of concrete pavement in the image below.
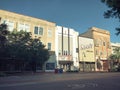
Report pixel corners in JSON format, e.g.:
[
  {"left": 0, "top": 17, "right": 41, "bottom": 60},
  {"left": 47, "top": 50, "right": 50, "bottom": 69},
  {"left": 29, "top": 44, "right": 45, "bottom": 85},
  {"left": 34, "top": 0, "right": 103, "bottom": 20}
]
[{"left": 0, "top": 72, "right": 120, "bottom": 90}]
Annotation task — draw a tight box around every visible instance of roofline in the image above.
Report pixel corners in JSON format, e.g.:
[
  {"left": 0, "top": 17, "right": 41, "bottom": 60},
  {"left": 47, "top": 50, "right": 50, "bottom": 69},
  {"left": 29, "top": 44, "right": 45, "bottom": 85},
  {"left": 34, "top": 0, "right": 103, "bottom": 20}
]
[{"left": 0, "top": 9, "right": 56, "bottom": 25}]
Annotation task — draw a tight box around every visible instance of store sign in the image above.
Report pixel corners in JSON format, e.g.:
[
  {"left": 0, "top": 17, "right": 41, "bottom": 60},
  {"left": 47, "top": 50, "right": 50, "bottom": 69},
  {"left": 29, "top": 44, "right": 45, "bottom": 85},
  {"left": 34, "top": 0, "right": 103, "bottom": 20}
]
[
  {"left": 58, "top": 56, "right": 72, "bottom": 60},
  {"left": 81, "top": 44, "right": 93, "bottom": 50}
]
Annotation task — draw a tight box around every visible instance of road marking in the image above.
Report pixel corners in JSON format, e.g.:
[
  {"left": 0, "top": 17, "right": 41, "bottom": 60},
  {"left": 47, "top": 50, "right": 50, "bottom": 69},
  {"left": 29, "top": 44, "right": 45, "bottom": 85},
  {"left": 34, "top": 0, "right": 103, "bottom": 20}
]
[
  {"left": 67, "top": 82, "right": 98, "bottom": 89},
  {"left": 0, "top": 82, "right": 39, "bottom": 87}
]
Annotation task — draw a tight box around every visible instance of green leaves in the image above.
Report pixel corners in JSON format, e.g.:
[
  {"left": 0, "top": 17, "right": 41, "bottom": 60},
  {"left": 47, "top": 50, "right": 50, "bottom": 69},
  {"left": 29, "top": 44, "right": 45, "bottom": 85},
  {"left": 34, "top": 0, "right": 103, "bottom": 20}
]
[
  {"left": 115, "top": 27, "right": 120, "bottom": 36},
  {"left": 109, "top": 47, "right": 120, "bottom": 60},
  {"left": 101, "top": 0, "right": 120, "bottom": 35},
  {"left": 0, "top": 24, "right": 50, "bottom": 71}
]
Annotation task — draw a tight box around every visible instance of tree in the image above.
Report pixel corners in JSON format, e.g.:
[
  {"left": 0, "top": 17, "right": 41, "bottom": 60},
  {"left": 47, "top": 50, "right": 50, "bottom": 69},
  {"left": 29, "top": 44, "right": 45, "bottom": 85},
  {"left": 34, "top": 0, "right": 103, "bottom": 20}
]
[
  {"left": 101, "top": 0, "right": 120, "bottom": 35},
  {"left": 7, "top": 30, "right": 50, "bottom": 72},
  {"left": 109, "top": 47, "right": 120, "bottom": 71},
  {"left": 0, "top": 24, "right": 9, "bottom": 58},
  {"left": 26, "top": 37, "right": 50, "bottom": 72},
  {"left": 0, "top": 23, "right": 50, "bottom": 72}
]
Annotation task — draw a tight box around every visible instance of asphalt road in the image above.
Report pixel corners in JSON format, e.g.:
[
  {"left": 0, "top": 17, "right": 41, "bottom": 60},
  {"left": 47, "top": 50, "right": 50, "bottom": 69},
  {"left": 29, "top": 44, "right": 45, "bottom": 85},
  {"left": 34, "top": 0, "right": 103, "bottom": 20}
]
[{"left": 0, "top": 72, "right": 120, "bottom": 90}]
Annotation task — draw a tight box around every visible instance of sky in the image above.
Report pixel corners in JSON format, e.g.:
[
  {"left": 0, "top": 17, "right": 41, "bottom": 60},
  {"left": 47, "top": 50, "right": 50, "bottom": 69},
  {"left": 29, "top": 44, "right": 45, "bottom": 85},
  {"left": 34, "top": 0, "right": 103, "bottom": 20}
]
[{"left": 0, "top": 0, "right": 119, "bottom": 43}]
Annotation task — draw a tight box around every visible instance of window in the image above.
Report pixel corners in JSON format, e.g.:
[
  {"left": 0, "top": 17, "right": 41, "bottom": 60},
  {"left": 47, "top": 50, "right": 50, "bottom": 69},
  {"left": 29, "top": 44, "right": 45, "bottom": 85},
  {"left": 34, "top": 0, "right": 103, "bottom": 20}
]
[
  {"left": 100, "top": 51, "right": 103, "bottom": 55},
  {"left": 34, "top": 26, "right": 38, "bottom": 34},
  {"left": 48, "top": 43, "right": 51, "bottom": 50},
  {"left": 24, "top": 24, "right": 30, "bottom": 32},
  {"left": 8, "top": 21, "right": 14, "bottom": 31},
  {"left": 2, "top": 20, "right": 7, "bottom": 24},
  {"left": 96, "top": 50, "right": 99, "bottom": 55},
  {"left": 1, "top": 20, "right": 14, "bottom": 31},
  {"left": 103, "top": 42, "right": 106, "bottom": 46},
  {"left": 46, "top": 63, "right": 55, "bottom": 70},
  {"left": 18, "top": 23, "right": 24, "bottom": 31},
  {"left": 95, "top": 39, "right": 99, "bottom": 46},
  {"left": 0, "top": 17, "right": 2, "bottom": 23},
  {"left": 39, "top": 27, "right": 43, "bottom": 35},
  {"left": 34, "top": 26, "right": 43, "bottom": 35},
  {"left": 65, "top": 51, "right": 68, "bottom": 55},
  {"left": 58, "top": 50, "right": 61, "bottom": 55},
  {"left": 48, "top": 30, "right": 52, "bottom": 37},
  {"left": 76, "top": 48, "right": 79, "bottom": 53},
  {"left": 18, "top": 23, "right": 30, "bottom": 32},
  {"left": 64, "top": 51, "right": 66, "bottom": 55}
]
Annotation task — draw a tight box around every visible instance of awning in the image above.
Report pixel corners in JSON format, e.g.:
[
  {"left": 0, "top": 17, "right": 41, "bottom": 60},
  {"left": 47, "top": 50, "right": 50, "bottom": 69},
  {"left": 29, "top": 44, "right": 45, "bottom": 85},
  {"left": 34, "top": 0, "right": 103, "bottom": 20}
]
[{"left": 59, "top": 61, "right": 73, "bottom": 64}]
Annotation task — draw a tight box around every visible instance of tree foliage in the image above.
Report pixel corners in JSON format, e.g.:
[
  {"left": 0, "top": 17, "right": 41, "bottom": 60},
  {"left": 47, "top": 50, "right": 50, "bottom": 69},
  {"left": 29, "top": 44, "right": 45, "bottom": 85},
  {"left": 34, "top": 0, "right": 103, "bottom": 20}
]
[
  {"left": 109, "top": 47, "right": 120, "bottom": 64},
  {"left": 109, "top": 47, "right": 120, "bottom": 71},
  {"left": 0, "top": 24, "right": 50, "bottom": 72},
  {"left": 0, "top": 24, "right": 9, "bottom": 58},
  {"left": 101, "top": 0, "right": 120, "bottom": 35}
]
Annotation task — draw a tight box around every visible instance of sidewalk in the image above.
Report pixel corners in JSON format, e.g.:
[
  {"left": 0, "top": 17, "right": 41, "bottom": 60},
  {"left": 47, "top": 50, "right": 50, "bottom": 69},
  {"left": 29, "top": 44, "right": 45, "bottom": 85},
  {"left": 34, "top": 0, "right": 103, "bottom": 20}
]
[{"left": 0, "top": 71, "right": 110, "bottom": 78}]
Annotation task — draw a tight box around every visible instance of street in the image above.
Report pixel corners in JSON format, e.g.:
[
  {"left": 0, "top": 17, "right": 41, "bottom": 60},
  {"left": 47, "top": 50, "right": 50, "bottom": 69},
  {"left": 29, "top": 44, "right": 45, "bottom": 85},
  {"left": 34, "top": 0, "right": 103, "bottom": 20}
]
[{"left": 0, "top": 72, "right": 120, "bottom": 90}]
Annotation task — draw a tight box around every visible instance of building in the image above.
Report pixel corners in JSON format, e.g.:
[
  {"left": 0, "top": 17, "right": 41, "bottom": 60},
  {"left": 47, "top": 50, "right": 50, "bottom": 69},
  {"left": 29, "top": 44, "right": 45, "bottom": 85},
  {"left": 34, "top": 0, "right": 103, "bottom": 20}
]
[
  {"left": 55, "top": 26, "right": 79, "bottom": 72},
  {"left": 79, "top": 36, "right": 95, "bottom": 72},
  {"left": 80, "top": 27, "right": 111, "bottom": 71},
  {"left": 0, "top": 9, "right": 56, "bottom": 71},
  {"left": 0, "top": 9, "right": 114, "bottom": 72},
  {"left": 111, "top": 43, "right": 120, "bottom": 54}
]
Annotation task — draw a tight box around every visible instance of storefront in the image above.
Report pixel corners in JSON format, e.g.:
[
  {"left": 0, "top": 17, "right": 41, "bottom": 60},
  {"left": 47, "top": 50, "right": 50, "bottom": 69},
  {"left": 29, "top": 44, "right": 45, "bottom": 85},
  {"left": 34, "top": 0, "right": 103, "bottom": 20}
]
[
  {"left": 79, "top": 62, "right": 95, "bottom": 72},
  {"left": 59, "top": 60, "right": 73, "bottom": 71},
  {"left": 44, "top": 51, "right": 56, "bottom": 72},
  {"left": 79, "top": 37, "right": 95, "bottom": 72}
]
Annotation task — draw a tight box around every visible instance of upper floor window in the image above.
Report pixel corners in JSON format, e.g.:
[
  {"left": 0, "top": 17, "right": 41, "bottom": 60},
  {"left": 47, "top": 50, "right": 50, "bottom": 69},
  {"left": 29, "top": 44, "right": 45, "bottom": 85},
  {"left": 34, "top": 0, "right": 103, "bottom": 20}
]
[
  {"left": 95, "top": 39, "right": 99, "bottom": 46},
  {"left": 1, "top": 19, "right": 14, "bottom": 31},
  {"left": 8, "top": 21, "right": 14, "bottom": 31},
  {"left": 2, "top": 19, "right": 7, "bottom": 24},
  {"left": 48, "top": 29, "right": 52, "bottom": 37},
  {"left": 18, "top": 23, "right": 30, "bottom": 32},
  {"left": 34, "top": 26, "right": 38, "bottom": 34},
  {"left": 34, "top": 26, "right": 43, "bottom": 35},
  {"left": 63, "top": 51, "right": 66, "bottom": 55},
  {"left": 100, "top": 52, "right": 103, "bottom": 55},
  {"left": 96, "top": 50, "right": 99, "bottom": 55},
  {"left": 39, "top": 27, "right": 43, "bottom": 35},
  {"left": 103, "top": 42, "right": 106, "bottom": 46},
  {"left": 24, "top": 24, "right": 30, "bottom": 32}
]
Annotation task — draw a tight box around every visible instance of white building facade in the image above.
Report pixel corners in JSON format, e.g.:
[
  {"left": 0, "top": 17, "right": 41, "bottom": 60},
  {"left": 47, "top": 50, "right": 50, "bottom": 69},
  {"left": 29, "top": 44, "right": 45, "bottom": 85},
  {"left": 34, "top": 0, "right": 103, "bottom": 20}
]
[
  {"left": 111, "top": 43, "right": 120, "bottom": 54},
  {"left": 55, "top": 26, "right": 79, "bottom": 71}
]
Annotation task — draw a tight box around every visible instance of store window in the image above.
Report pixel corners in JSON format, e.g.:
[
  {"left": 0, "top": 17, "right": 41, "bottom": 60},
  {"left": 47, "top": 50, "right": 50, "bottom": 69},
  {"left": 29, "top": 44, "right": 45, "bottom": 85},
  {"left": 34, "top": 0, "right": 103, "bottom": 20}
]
[{"left": 46, "top": 63, "right": 55, "bottom": 70}]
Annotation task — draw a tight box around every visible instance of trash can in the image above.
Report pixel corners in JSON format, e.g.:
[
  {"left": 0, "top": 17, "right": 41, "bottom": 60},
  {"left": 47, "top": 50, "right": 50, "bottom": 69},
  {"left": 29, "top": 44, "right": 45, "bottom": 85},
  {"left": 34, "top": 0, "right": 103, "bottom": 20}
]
[
  {"left": 59, "top": 68, "right": 63, "bottom": 73},
  {"left": 54, "top": 68, "right": 58, "bottom": 73}
]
